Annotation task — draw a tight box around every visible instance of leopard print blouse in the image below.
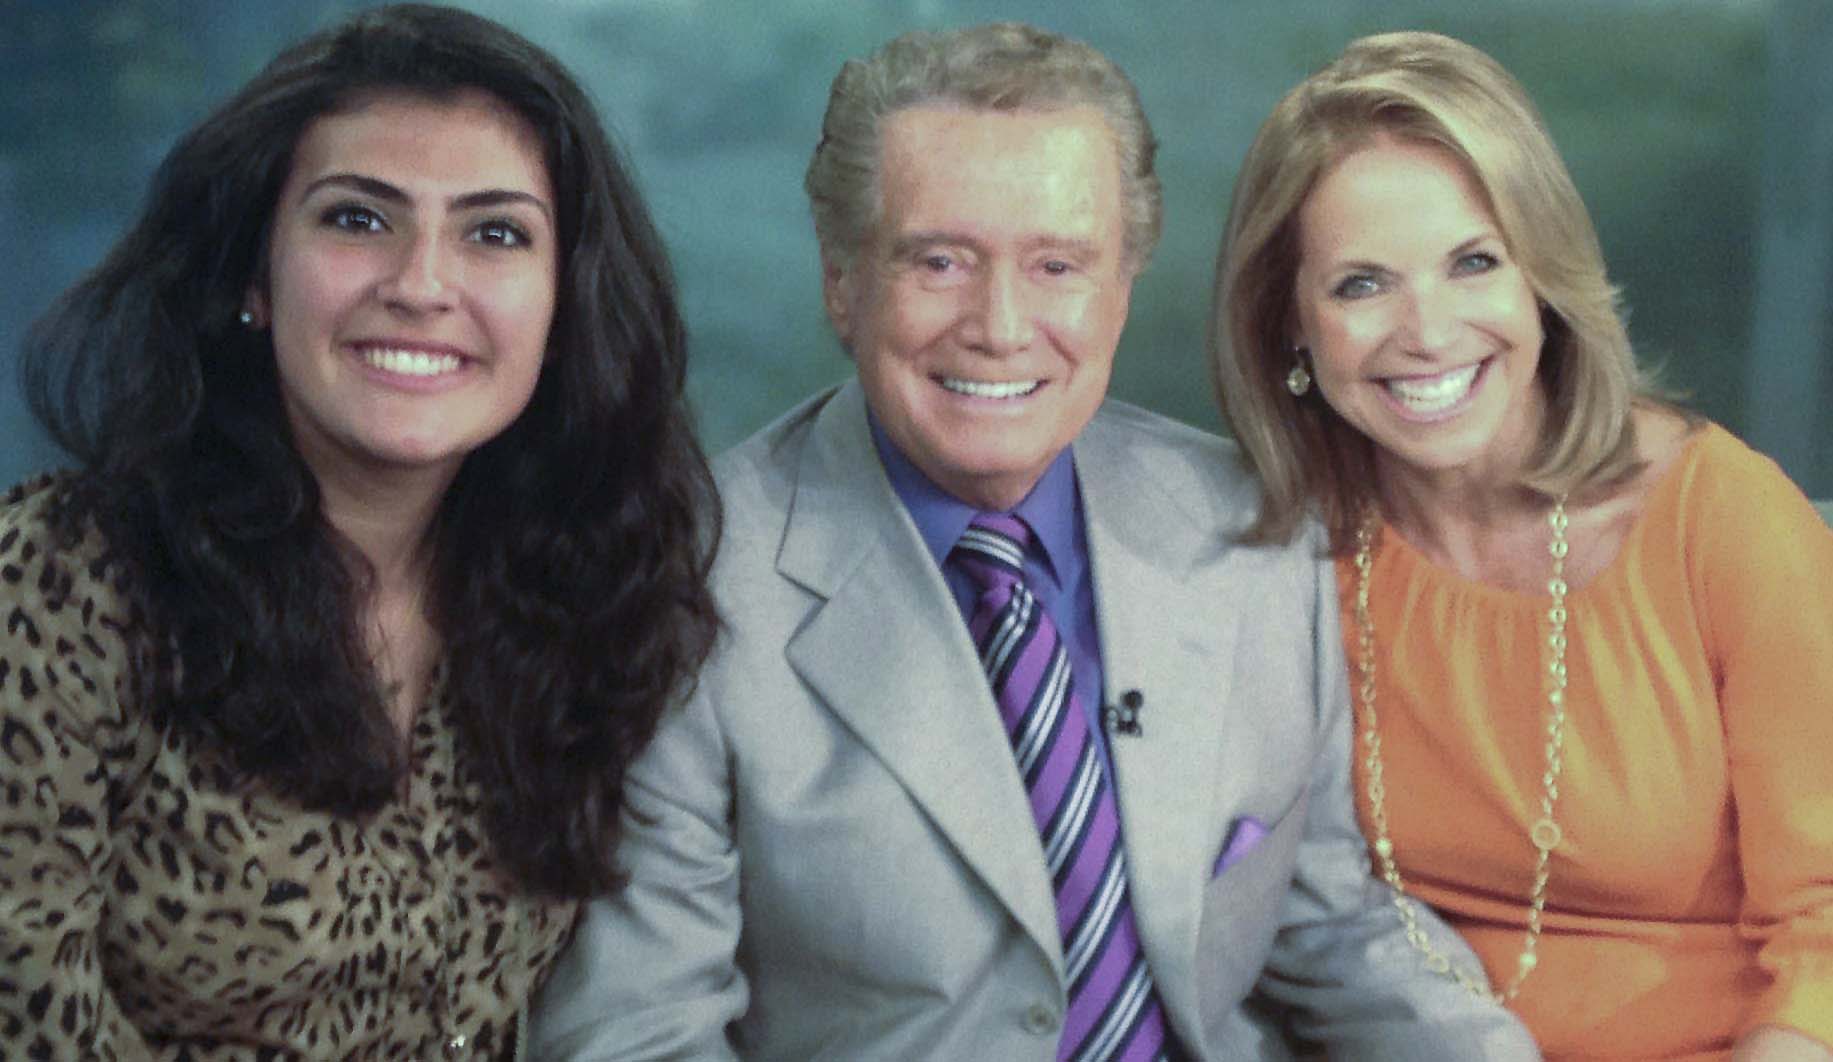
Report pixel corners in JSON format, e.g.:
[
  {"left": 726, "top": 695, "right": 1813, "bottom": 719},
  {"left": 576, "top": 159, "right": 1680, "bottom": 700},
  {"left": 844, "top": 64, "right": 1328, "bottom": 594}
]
[{"left": 0, "top": 479, "right": 578, "bottom": 1059}]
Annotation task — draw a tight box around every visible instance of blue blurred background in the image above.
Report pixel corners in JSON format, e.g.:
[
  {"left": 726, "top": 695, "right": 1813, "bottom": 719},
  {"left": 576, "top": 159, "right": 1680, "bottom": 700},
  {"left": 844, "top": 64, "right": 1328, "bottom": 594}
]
[{"left": 4, "top": 0, "right": 1828, "bottom": 497}]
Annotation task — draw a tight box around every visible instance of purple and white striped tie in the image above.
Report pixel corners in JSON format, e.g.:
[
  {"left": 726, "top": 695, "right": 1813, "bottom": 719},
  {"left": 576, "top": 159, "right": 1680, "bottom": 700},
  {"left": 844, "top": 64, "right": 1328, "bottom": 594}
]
[{"left": 955, "top": 513, "right": 1174, "bottom": 1062}]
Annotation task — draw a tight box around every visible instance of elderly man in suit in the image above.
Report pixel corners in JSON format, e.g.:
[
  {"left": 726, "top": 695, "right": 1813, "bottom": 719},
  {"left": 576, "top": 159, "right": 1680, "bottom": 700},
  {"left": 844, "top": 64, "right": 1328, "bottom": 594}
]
[{"left": 532, "top": 22, "right": 1536, "bottom": 1061}]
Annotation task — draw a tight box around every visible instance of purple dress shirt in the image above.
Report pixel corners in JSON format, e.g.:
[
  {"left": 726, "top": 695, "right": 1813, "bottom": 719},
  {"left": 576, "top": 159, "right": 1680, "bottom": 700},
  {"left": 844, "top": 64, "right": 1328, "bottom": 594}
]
[{"left": 868, "top": 419, "right": 1118, "bottom": 772}]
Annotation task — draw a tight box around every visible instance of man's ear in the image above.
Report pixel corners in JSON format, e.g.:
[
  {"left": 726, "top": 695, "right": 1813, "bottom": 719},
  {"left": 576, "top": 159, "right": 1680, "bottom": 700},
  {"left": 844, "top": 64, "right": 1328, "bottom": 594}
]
[{"left": 821, "top": 254, "right": 854, "bottom": 346}]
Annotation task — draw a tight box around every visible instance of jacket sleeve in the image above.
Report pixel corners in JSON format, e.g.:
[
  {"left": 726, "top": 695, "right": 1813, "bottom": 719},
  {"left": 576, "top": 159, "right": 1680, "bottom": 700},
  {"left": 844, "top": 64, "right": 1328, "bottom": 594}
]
[{"left": 527, "top": 670, "right": 747, "bottom": 1061}]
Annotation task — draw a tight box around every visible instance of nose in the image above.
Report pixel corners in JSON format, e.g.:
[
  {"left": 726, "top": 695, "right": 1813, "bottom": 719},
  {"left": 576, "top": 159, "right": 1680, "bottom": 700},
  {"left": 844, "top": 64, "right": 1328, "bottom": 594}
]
[
  {"left": 960, "top": 266, "right": 1034, "bottom": 356},
  {"left": 1398, "top": 281, "right": 1459, "bottom": 355},
  {"left": 378, "top": 229, "right": 455, "bottom": 313}
]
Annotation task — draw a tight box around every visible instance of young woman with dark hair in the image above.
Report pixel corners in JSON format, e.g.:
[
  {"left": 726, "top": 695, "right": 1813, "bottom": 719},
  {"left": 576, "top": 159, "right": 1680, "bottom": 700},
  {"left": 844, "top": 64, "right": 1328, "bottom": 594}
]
[{"left": 1, "top": 5, "right": 719, "bottom": 1056}]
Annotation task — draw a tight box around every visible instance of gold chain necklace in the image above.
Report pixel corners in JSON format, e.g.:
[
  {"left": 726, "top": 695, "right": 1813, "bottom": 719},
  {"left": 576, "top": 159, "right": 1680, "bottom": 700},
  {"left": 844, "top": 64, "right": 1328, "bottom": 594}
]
[{"left": 1352, "top": 496, "right": 1570, "bottom": 1003}]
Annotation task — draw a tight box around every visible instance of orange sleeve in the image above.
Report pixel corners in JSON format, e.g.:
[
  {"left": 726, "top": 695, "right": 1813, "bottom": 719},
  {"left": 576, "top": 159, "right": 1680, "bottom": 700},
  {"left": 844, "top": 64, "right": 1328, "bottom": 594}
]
[{"left": 1689, "top": 434, "right": 1833, "bottom": 1046}]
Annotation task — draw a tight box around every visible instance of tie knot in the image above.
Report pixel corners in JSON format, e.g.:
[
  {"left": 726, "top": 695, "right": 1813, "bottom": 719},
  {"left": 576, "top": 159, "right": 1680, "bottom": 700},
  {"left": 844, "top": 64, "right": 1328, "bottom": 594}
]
[{"left": 955, "top": 513, "right": 1031, "bottom": 591}]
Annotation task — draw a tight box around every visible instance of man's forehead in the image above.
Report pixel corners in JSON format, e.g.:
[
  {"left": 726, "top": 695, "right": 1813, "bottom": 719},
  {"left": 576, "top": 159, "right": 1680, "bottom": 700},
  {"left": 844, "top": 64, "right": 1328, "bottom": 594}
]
[
  {"left": 878, "top": 102, "right": 1117, "bottom": 161},
  {"left": 870, "top": 104, "right": 1124, "bottom": 246}
]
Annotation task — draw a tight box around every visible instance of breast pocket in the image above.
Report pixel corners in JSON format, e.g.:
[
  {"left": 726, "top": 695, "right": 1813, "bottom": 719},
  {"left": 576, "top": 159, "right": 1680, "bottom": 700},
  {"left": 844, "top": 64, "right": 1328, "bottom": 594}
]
[{"left": 1194, "top": 787, "right": 1308, "bottom": 1021}]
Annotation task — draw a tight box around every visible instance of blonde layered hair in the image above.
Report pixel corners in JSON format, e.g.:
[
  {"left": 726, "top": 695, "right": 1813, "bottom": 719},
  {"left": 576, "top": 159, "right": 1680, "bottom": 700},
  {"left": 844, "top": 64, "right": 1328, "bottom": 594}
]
[
  {"left": 805, "top": 21, "right": 1162, "bottom": 274},
  {"left": 1210, "top": 31, "right": 1648, "bottom": 548}
]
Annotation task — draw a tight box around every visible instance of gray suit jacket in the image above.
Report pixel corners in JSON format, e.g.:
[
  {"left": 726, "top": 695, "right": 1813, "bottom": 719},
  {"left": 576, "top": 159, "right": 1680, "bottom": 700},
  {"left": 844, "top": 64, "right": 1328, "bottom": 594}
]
[{"left": 531, "top": 381, "right": 1537, "bottom": 1060}]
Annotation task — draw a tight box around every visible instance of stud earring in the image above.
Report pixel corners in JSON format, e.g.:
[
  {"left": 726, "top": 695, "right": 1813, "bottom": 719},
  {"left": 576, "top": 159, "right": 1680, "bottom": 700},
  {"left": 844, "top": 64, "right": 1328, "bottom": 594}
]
[
  {"left": 1285, "top": 353, "right": 1312, "bottom": 397},
  {"left": 238, "top": 310, "right": 256, "bottom": 327}
]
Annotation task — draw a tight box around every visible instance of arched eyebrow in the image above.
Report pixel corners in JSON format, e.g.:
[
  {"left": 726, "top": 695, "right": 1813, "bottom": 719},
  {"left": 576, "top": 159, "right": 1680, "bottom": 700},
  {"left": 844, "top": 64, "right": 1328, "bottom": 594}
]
[
  {"left": 1325, "top": 257, "right": 1388, "bottom": 276},
  {"left": 1325, "top": 232, "right": 1498, "bottom": 275},
  {"left": 451, "top": 189, "right": 553, "bottom": 221},
  {"left": 298, "top": 173, "right": 553, "bottom": 223}
]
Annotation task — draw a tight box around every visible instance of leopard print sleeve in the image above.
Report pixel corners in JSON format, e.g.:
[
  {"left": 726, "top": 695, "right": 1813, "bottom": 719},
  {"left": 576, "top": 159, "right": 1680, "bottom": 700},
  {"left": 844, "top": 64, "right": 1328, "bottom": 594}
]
[{"left": 0, "top": 479, "right": 158, "bottom": 1060}]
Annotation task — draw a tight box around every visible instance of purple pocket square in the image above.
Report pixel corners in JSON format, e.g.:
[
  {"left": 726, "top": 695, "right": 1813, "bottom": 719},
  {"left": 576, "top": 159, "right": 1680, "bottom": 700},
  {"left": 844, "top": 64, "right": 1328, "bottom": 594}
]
[{"left": 1212, "top": 816, "right": 1270, "bottom": 876}]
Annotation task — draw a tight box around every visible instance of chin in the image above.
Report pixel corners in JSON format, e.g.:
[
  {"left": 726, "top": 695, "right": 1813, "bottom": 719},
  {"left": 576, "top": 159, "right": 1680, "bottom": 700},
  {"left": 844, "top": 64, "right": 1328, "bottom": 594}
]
[
  {"left": 1389, "top": 439, "right": 1493, "bottom": 475},
  {"left": 364, "top": 438, "right": 472, "bottom": 470}
]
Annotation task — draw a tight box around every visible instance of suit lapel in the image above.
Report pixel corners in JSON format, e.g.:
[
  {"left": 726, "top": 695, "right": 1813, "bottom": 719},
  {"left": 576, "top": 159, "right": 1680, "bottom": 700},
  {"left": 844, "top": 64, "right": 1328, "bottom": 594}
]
[
  {"left": 779, "top": 382, "right": 1063, "bottom": 971},
  {"left": 1074, "top": 412, "right": 1245, "bottom": 1040}
]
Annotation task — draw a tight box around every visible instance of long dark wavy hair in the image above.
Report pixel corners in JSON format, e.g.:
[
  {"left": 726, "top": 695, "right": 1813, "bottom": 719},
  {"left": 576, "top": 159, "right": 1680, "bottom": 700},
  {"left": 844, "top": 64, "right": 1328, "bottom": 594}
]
[{"left": 19, "top": 3, "right": 720, "bottom": 899}]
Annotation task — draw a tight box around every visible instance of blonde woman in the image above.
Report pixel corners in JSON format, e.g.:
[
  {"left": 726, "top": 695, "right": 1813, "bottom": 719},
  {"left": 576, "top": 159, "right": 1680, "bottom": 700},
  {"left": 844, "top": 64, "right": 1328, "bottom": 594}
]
[{"left": 1210, "top": 30, "right": 1833, "bottom": 1061}]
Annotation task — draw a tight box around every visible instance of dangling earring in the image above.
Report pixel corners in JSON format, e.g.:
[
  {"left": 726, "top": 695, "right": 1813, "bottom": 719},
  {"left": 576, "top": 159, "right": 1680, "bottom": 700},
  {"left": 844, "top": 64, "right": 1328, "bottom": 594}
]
[
  {"left": 238, "top": 310, "right": 256, "bottom": 327},
  {"left": 1285, "top": 349, "right": 1313, "bottom": 397}
]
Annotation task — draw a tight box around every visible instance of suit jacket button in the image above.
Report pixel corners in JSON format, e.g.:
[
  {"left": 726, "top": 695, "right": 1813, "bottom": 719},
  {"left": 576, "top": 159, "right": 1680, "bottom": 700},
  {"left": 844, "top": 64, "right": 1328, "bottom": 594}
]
[{"left": 1021, "top": 1003, "right": 1058, "bottom": 1035}]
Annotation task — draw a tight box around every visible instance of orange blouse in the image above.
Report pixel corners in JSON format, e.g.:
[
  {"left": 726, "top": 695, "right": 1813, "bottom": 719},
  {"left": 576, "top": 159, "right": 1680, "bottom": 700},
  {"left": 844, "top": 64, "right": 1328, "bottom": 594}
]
[{"left": 1339, "top": 424, "right": 1833, "bottom": 1060}]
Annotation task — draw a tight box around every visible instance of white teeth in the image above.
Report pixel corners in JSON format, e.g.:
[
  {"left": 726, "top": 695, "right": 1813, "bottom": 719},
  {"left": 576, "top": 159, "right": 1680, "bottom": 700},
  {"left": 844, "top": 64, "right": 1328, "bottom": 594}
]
[
  {"left": 941, "top": 377, "right": 1040, "bottom": 399},
  {"left": 1385, "top": 362, "right": 1479, "bottom": 413},
  {"left": 360, "top": 348, "right": 462, "bottom": 377}
]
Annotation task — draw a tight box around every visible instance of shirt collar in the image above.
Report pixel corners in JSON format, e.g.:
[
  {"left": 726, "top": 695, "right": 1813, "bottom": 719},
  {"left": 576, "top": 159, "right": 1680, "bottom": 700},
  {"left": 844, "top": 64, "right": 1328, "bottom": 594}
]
[{"left": 868, "top": 412, "right": 1080, "bottom": 583}]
